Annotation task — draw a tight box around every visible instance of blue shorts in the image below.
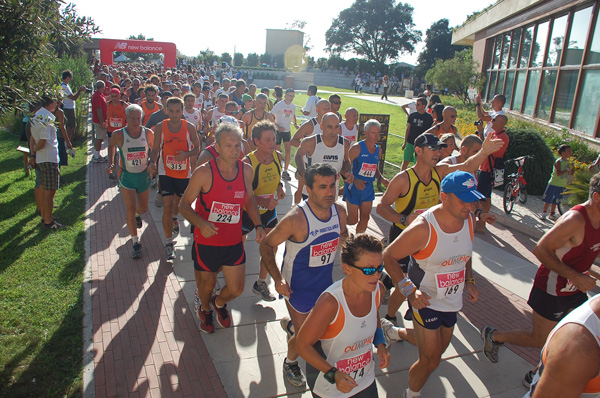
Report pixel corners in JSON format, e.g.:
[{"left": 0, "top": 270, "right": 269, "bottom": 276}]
[
  {"left": 343, "top": 181, "right": 375, "bottom": 205},
  {"left": 409, "top": 301, "right": 457, "bottom": 330},
  {"left": 542, "top": 184, "right": 565, "bottom": 205}
]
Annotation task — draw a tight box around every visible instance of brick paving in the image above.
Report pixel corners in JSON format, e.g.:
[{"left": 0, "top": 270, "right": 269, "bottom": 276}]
[{"left": 87, "top": 161, "right": 226, "bottom": 398}]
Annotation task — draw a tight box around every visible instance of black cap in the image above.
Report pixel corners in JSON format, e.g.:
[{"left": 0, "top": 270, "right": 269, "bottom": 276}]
[{"left": 414, "top": 133, "right": 448, "bottom": 148}]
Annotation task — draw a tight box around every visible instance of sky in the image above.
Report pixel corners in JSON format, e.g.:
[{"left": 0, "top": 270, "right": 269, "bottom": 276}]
[{"left": 70, "top": 0, "right": 495, "bottom": 66}]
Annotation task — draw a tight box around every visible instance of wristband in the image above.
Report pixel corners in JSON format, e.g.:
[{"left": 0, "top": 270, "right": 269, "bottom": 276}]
[
  {"left": 374, "top": 327, "right": 387, "bottom": 347},
  {"left": 466, "top": 278, "right": 476, "bottom": 285},
  {"left": 256, "top": 224, "right": 266, "bottom": 230},
  {"left": 340, "top": 174, "right": 347, "bottom": 181},
  {"left": 398, "top": 277, "right": 417, "bottom": 298},
  {"left": 474, "top": 208, "right": 483, "bottom": 219}
]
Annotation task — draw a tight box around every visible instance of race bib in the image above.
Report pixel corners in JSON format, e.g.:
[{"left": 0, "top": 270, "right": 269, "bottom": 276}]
[
  {"left": 336, "top": 350, "right": 371, "bottom": 381},
  {"left": 309, "top": 238, "right": 338, "bottom": 267},
  {"left": 166, "top": 155, "right": 187, "bottom": 170},
  {"left": 358, "top": 162, "right": 377, "bottom": 178},
  {"left": 207, "top": 201, "right": 241, "bottom": 224},
  {"left": 110, "top": 117, "right": 123, "bottom": 128},
  {"left": 126, "top": 150, "right": 145, "bottom": 168},
  {"left": 346, "top": 135, "right": 356, "bottom": 142},
  {"left": 435, "top": 269, "right": 465, "bottom": 299},
  {"left": 258, "top": 194, "right": 275, "bottom": 211}
]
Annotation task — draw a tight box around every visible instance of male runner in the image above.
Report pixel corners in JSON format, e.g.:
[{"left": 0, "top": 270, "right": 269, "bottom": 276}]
[
  {"left": 242, "top": 121, "right": 285, "bottom": 301},
  {"left": 260, "top": 163, "right": 349, "bottom": 386},
  {"left": 204, "top": 93, "right": 228, "bottom": 143},
  {"left": 301, "top": 84, "right": 319, "bottom": 118},
  {"left": 290, "top": 99, "right": 331, "bottom": 147},
  {"left": 271, "top": 88, "right": 299, "bottom": 181},
  {"left": 141, "top": 85, "right": 161, "bottom": 126},
  {"left": 376, "top": 132, "right": 504, "bottom": 325},
  {"left": 183, "top": 93, "right": 202, "bottom": 130},
  {"left": 229, "top": 79, "right": 246, "bottom": 107},
  {"left": 481, "top": 173, "right": 600, "bottom": 387},
  {"left": 340, "top": 107, "right": 359, "bottom": 144},
  {"left": 106, "top": 104, "right": 154, "bottom": 259},
  {"left": 241, "top": 93, "right": 274, "bottom": 150},
  {"left": 383, "top": 171, "right": 495, "bottom": 398},
  {"left": 105, "top": 88, "right": 129, "bottom": 178},
  {"left": 402, "top": 98, "right": 433, "bottom": 171},
  {"left": 328, "top": 93, "right": 343, "bottom": 122},
  {"left": 438, "top": 134, "right": 483, "bottom": 167},
  {"left": 344, "top": 119, "right": 389, "bottom": 233},
  {"left": 179, "top": 123, "right": 265, "bottom": 333},
  {"left": 149, "top": 97, "right": 200, "bottom": 261}
]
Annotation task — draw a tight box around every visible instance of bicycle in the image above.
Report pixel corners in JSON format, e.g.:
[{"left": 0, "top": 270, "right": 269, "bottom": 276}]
[{"left": 503, "top": 155, "right": 534, "bottom": 215}]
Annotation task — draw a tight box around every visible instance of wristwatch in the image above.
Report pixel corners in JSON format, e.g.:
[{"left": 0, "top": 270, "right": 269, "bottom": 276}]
[
  {"left": 324, "top": 367, "right": 337, "bottom": 384},
  {"left": 400, "top": 215, "right": 407, "bottom": 225}
]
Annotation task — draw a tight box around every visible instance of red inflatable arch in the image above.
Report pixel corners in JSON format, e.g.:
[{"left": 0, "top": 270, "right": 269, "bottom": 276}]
[{"left": 99, "top": 39, "right": 177, "bottom": 68}]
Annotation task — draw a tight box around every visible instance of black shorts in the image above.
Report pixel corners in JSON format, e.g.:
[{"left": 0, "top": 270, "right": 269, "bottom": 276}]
[
  {"left": 477, "top": 170, "right": 493, "bottom": 198},
  {"left": 192, "top": 241, "right": 246, "bottom": 272},
  {"left": 389, "top": 224, "right": 411, "bottom": 272},
  {"left": 241, "top": 209, "right": 278, "bottom": 235},
  {"left": 527, "top": 286, "right": 588, "bottom": 322},
  {"left": 63, "top": 108, "right": 76, "bottom": 128},
  {"left": 409, "top": 300, "right": 457, "bottom": 329},
  {"left": 276, "top": 131, "right": 291, "bottom": 145},
  {"left": 159, "top": 175, "right": 189, "bottom": 197}
]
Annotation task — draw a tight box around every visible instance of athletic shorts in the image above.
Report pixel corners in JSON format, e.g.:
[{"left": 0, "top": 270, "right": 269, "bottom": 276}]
[
  {"left": 192, "top": 241, "right": 246, "bottom": 272},
  {"left": 527, "top": 286, "right": 587, "bottom": 322},
  {"left": 63, "top": 108, "right": 76, "bottom": 127},
  {"left": 36, "top": 162, "right": 60, "bottom": 191},
  {"left": 120, "top": 170, "right": 151, "bottom": 193},
  {"left": 241, "top": 209, "right": 278, "bottom": 235},
  {"left": 542, "top": 184, "right": 565, "bottom": 205},
  {"left": 93, "top": 123, "right": 107, "bottom": 140},
  {"left": 343, "top": 181, "right": 375, "bottom": 205},
  {"left": 403, "top": 142, "right": 415, "bottom": 163},
  {"left": 389, "top": 224, "right": 411, "bottom": 272},
  {"left": 276, "top": 131, "right": 291, "bottom": 145},
  {"left": 159, "top": 175, "right": 189, "bottom": 197},
  {"left": 409, "top": 301, "right": 458, "bottom": 330},
  {"left": 477, "top": 170, "right": 493, "bottom": 198}
]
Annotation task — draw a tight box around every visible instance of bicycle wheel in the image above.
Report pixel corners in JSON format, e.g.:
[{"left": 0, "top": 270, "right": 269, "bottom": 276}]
[
  {"left": 519, "top": 185, "right": 528, "bottom": 204},
  {"left": 503, "top": 181, "right": 516, "bottom": 214},
  {"left": 557, "top": 193, "right": 571, "bottom": 215}
]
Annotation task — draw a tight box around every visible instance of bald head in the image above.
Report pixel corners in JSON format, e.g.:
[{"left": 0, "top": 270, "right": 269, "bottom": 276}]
[
  {"left": 492, "top": 114, "right": 508, "bottom": 131},
  {"left": 442, "top": 106, "right": 457, "bottom": 117},
  {"left": 316, "top": 99, "right": 331, "bottom": 117}
]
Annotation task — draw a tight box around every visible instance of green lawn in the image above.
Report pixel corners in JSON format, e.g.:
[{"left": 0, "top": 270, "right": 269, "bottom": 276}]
[{"left": 0, "top": 128, "right": 86, "bottom": 397}]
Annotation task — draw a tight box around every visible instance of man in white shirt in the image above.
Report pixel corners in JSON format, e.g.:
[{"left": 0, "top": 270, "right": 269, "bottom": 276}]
[
  {"left": 301, "top": 85, "right": 319, "bottom": 118},
  {"left": 60, "top": 69, "right": 87, "bottom": 141},
  {"left": 272, "top": 88, "right": 299, "bottom": 180},
  {"left": 475, "top": 94, "right": 506, "bottom": 138},
  {"left": 340, "top": 108, "right": 359, "bottom": 144}
]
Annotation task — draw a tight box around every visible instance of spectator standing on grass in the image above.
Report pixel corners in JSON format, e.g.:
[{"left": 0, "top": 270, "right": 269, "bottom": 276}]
[
  {"left": 60, "top": 69, "right": 87, "bottom": 142},
  {"left": 302, "top": 85, "right": 319, "bottom": 118},
  {"left": 91, "top": 80, "right": 108, "bottom": 163},
  {"left": 541, "top": 144, "right": 574, "bottom": 221}
]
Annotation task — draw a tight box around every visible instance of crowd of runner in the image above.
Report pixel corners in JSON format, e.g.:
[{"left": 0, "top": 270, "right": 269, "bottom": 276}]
[{"left": 25, "top": 59, "right": 600, "bottom": 397}]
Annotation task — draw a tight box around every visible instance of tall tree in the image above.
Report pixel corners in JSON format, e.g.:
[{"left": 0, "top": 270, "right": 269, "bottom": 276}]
[
  {"left": 221, "top": 52, "right": 232, "bottom": 65},
  {"left": 247, "top": 53, "right": 259, "bottom": 67},
  {"left": 415, "top": 19, "right": 467, "bottom": 77},
  {"left": 325, "top": 0, "right": 420, "bottom": 68},
  {"left": 425, "top": 49, "right": 484, "bottom": 104},
  {"left": 233, "top": 52, "right": 244, "bottom": 67}
]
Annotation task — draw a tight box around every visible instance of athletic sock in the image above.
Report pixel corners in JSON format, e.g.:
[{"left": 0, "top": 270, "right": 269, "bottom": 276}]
[
  {"left": 258, "top": 277, "right": 267, "bottom": 283},
  {"left": 132, "top": 235, "right": 139, "bottom": 244},
  {"left": 406, "top": 388, "right": 420, "bottom": 397},
  {"left": 285, "top": 357, "right": 298, "bottom": 365}
]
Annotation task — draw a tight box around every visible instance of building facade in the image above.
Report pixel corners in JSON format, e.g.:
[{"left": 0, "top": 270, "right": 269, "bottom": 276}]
[{"left": 453, "top": 0, "right": 600, "bottom": 139}]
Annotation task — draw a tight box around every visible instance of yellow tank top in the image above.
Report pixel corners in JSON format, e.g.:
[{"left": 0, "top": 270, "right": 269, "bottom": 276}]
[
  {"left": 245, "top": 110, "right": 269, "bottom": 141},
  {"left": 248, "top": 151, "right": 281, "bottom": 214},
  {"left": 393, "top": 167, "right": 441, "bottom": 229}
]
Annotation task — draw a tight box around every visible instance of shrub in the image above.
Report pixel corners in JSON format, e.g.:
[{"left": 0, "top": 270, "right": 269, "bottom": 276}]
[
  {"left": 504, "top": 128, "right": 555, "bottom": 195},
  {"left": 543, "top": 129, "right": 599, "bottom": 165},
  {"left": 564, "top": 169, "right": 594, "bottom": 207}
]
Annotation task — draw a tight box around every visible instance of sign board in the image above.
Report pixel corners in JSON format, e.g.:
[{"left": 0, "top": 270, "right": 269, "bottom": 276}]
[{"left": 357, "top": 114, "right": 390, "bottom": 189}]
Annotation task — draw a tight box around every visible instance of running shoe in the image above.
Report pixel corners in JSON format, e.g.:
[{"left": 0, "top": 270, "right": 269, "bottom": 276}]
[
  {"left": 197, "top": 309, "right": 215, "bottom": 334},
  {"left": 155, "top": 192, "right": 163, "bottom": 208},
  {"left": 384, "top": 314, "right": 398, "bottom": 327},
  {"left": 131, "top": 242, "right": 142, "bottom": 259},
  {"left": 281, "top": 170, "right": 291, "bottom": 181},
  {"left": 43, "top": 220, "right": 66, "bottom": 230},
  {"left": 211, "top": 295, "right": 231, "bottom": 328},
  {"left": 548, "top": 213, "right": 558, "bottom": 221},
  {"left": 92, "top": 156, "right": 107, "bottom": 163},
  {"left": 481, "top": 326, "right": 503, "bottom": 363},
  {"left": 252, "top": 280, "right": 276, "bottom": 301},
  {"left": 135, "top": 215, "right": 142, "bottom": 229},
  {"left": 380, "top": 317, "right": 402, "bottom": 344},
  {"left": 540, "top": 211, "right": 548, "bottom": 220},
  {"left": 522, "top": 370, "right": 535, "bottom": 389},
  {"left": 283, "top": 358, "right": 305, "bottom": 386},
  {"left": 172, "top": 219, "right": 180, "bottom": 237},
  {"left": 280, "top": 317, "right": 295, "bottom": 341},
  {"left": 165, "top": 243, "right": 176, "bottom": 261}
]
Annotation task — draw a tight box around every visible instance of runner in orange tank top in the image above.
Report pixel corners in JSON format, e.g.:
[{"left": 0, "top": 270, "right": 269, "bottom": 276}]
[
  {"left": 148, "top": 97, "right": 200, "bottom": 262},
  {"left": 104, "top": 88, "right": 129, "bottom": 179},
  {"left": 141, "top": 85, "right": 161, "bottom": 126}
]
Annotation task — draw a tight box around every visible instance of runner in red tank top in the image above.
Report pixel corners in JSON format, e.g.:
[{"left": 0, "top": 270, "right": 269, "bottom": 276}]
[
  {"left": 179, "top": 123, "right": 264, "bottom": 334},
  {"left": 481, "top": 172, "right": 600, "bottom": 388}
]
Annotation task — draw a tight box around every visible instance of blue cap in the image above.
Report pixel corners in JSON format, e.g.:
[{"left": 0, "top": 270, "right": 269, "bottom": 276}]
[{"left": 441, "top": 171, "right": 485, "bottom": 203}]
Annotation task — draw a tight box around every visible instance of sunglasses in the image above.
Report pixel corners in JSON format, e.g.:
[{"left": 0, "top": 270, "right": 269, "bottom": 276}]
[
  {"left": 331, "top": 101, "right": 342, "bottom": 105},
  {"left": 228, "top": 111, "right": 239, "bottom": 115},
  {"left": 348, "top": 263, "right": 384, "bottom": 275},
  {"left": 423, "top": 145, "right": 442, "bottom": 151}
]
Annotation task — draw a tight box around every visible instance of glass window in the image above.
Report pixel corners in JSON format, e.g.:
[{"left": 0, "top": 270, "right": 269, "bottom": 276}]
[
  {"left": 501, "top": 34, "right": 511, "bottom": 69},
  {"left": 565, "top": 6, "right": 593, "bottom": 65},
  {"left": 573, "top": 70, "right": 600, "bottom": 136},
  {"left": 588, "top": 9, "right": 600, "bottom": 64},
  {"left": 509, "top": 29, "right": 522, "bottom": 68},
  {"left": 547, "top": 15, "right": 568, "bottom": 67},
  {"left": 489, "top": 71, "right": 498, "bottom": 99},
  {"left": 520, "top": 26, "right": 534, "bottom": 67},
  {"left": 505, "top": 71, "right": 515, "bottom": 104},
  {"left": 532, "top": 21, "right": 549, "bottom": 67},
  {"left": 552, "top": 70, "right": 579, "bottom": 127},
  {"left": 497, "top": 71, "right": 506, "bottom": 94},
  {"left": 512, "top": 71, "right": 527, "bottom": 111},
  {"left": 485, "top": 38, "right": 495, "bottom": 69},
  {"left": 536, "top": 70, "right": 558, "bottom": 121},
  {"left": 523, "top": 70, "right": 541, "bottom": 116},
  {"left": 492, "top": 37, "right": 501, "bottom": 69}
]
